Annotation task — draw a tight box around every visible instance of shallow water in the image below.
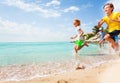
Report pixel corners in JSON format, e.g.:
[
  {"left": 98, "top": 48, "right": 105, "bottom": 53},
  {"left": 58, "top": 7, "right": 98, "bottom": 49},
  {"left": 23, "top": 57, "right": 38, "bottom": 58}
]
[{"left": 0, "top": 42, "right": 119, "bottom": 82}]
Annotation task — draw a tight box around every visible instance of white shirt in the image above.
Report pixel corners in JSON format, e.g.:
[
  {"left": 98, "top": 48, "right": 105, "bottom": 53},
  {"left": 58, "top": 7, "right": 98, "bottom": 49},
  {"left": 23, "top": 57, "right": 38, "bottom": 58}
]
[{"left": 75, "top": 26, "right": 83, "bottom": 40}]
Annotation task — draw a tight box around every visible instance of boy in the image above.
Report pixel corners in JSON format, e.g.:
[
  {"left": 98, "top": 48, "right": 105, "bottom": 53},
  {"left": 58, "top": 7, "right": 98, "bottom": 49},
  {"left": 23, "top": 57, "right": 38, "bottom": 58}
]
[
  {"left": 70, "top": 19, "right": 88, "bottom": 69},
  {"left": 98, "top": 3, "right": 120, "bottom": 51},
  {"left": 98, "top": 27, "right": 106, "bottom": 48},
  {"left": 70, "top": 19, "right": 88, "bottom": 54}
]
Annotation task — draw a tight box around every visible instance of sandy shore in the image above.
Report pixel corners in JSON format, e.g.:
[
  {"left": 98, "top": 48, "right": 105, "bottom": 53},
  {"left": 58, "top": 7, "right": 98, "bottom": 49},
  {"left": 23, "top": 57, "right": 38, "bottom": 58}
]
[{"left": 1, "top": 60, "right": 120, "bottom": 83}]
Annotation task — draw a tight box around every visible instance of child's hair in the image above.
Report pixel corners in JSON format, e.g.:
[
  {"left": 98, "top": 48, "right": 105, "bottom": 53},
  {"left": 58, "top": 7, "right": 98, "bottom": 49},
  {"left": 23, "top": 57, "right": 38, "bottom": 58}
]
[
  {"left": 103, "top": 3, "right": 114, "bottom": 11},
  {"left": 74, "top": 19, "right": 81, "bottom": 26}
]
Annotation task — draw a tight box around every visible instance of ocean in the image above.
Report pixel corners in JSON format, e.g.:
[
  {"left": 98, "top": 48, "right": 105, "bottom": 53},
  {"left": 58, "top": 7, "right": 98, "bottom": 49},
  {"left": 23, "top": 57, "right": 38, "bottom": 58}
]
[
  {"left": 0, "top": 42, "right": 118, "bottom": 82},
  {"left": 0, "top": 42, "right": 73, "bottom": 66}
]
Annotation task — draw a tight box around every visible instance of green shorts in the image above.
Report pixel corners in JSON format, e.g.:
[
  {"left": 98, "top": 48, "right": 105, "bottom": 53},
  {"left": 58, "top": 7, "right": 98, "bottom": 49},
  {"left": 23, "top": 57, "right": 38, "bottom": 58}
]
[{"left": 75, "top": 40, "right": 84, "bottom": 47}]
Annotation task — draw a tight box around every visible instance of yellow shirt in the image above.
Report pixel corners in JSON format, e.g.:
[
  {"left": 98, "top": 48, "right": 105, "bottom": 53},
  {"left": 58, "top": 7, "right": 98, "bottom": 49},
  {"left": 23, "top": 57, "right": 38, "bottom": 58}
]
[{"left": 102, "top": 12, "right": 120, "bottom": 32}]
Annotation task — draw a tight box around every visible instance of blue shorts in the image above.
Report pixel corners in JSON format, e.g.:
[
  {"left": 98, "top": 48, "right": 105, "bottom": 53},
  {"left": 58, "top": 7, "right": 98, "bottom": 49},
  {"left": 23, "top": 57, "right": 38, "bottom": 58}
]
[
  {"left": 112, "top": 35, "right": 119, "bottom": 43},
  {"left": 109, "top": 30, "right": 120, "bottom": 42},
  {"left": 109, "top": 30, "right": 120, "bottom": 37}
]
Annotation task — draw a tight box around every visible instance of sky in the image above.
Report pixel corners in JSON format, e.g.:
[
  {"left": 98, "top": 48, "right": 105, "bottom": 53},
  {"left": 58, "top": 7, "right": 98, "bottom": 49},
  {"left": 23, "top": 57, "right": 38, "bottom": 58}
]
[{"left": 0, "top": 0, "right": 120, "bottom": 42}]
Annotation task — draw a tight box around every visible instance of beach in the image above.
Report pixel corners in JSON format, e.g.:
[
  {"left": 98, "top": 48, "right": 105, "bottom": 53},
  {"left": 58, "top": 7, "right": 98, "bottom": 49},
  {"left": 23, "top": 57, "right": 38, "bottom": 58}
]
[
  {"left": 1, "top": 57, "right": 120, "bottom": 83},
  {"left": 1, "top": 0, "right": 120, "bottom": 82}
]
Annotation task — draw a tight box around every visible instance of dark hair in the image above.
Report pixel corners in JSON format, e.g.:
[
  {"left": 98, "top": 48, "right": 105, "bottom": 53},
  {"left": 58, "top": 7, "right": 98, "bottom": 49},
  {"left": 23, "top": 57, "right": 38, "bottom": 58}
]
[{"left": 103, "top": 3, "right": 114, "bottom": 11}]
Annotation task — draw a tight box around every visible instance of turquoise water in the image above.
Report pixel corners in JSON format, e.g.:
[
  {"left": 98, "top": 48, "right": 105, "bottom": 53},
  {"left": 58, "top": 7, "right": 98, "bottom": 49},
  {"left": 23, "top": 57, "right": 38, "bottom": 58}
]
[
  {"left": 0, "top": 42, "right": 101, "bottom": 66},
  {"left": 0, "top": 42, "right": 116, "bottom": 66},
  {"left": 0, "top": 42, "right": 118, "bottom": 81},
  {"left": 0, "top": 42, "right": 73, "bottom": 66},
  {"left": 0, "top": 42, "right": 104, "bottom": 66}
]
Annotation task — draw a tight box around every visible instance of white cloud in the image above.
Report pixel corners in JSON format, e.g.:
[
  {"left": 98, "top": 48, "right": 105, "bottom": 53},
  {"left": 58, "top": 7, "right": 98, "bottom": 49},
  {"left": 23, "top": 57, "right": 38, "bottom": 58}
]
[
  {"left": 0, "top": 18, "right": 68, "bottom": 42},
  {"left": 107, "top": 0, "right": 120, "bottom": 11},
  {"left": 1, "top": 0, "right": 84, "bottom": 17},
  {"left": 63, "top": 3, "right": 93, "bottom": 13},
  {"left": 46, "top": 0, "right": 60, "bottom": 7},
  {"left": 63, "top": 6, "right": 79, "bottom": 13},
  {"left": 2, "top": 0, "right": 61, "bottom": 17}
]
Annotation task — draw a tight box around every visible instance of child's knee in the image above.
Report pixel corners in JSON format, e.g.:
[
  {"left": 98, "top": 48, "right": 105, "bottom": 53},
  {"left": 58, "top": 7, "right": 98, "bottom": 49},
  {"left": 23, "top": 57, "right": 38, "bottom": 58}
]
[
  {"left": 74, "top": 45, "right": 76, "bottom": 49},
  {"left": 74, "top": 46, "right": 77, "bottom": 51},
  {"left": 104, "top": 34, "right": 110, "bottom": 40}
]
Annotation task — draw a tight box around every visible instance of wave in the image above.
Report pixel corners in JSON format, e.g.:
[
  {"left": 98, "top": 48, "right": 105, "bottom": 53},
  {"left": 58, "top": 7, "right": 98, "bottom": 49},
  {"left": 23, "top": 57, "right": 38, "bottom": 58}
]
[{"left": 0, "top": 53, "right": 119, "bottom": 82}]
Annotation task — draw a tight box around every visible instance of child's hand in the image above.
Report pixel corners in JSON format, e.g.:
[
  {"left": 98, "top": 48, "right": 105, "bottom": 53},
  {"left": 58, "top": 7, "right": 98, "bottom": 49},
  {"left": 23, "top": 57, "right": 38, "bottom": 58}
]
[{"left": 70, "top": 37, "right": 74, "bottom": 39}]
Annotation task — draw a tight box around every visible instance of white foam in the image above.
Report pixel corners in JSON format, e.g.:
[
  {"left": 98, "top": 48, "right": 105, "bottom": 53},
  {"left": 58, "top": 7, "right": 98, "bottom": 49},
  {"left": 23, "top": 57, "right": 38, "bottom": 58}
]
[{"left": 0, "top": 55, "right": 119, "bottom": 82}]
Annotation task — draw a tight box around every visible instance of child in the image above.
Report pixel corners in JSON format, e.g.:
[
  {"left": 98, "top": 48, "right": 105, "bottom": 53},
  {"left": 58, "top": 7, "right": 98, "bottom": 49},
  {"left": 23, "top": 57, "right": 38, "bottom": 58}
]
[
  {"left": 98, "top": 3, "right": 120, "bottom": 51},
  {"left": 70, "top": 19, "right": 88, "bottom": 54},
  {"left": 70, "top": 19, "right": 88, "bottom": 69},
  {"left": 98, "top": 27, "right": 106, "bottom": 48}
]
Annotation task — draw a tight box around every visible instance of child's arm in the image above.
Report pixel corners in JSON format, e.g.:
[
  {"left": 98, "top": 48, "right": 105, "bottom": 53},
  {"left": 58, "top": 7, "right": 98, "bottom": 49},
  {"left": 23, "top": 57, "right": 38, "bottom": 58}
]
[
  {"left": 70, "top": 34, "right": 77, "bottom": 39},
  {"left": 92, "top": 33, "right": 100, "bottom": 40},
  {"left": 98, "top": 19, "right": 104, "bottom": 28}
]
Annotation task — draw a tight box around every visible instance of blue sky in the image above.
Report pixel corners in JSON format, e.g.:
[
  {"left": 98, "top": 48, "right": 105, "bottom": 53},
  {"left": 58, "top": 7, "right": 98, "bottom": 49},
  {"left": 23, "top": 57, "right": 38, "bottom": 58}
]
[{"left": 0, "top": 0, "right": 120, "bottom": 42}]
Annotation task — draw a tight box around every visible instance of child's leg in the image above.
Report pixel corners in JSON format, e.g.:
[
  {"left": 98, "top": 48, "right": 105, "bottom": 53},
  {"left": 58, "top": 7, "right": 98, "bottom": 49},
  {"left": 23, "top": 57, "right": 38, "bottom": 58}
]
[
  {"left": 99, "top": 40, "right": 104, "bottom": 48},
  {"left": 119, "top": 41, "right": 120, "bottom": 50},
  {"left": 77, "top": 42, "right": 88, "bottom": 51},
  {"left": 114, "top": 35, "right": 119, "bottom": 51},
  {"left": 74, "top": 44, "right": 78, "bottom": 53},
  {"left": 74, "top": 45, "right": 84, "bottom": 69},
  {"left": 83, "top": 42, "right": 89, "bottom": 47},
  {"left": 77, "top": 45, "right": 84, "bottom": 50},
  {"left": 74, "top": 45, "right": 82, "bottom": 53},
  {"left": 74, "top": 40, "right": 89, "bottom": 53},
  {"left": 105, "top": 34, "right": 117, "bottom": 50}
]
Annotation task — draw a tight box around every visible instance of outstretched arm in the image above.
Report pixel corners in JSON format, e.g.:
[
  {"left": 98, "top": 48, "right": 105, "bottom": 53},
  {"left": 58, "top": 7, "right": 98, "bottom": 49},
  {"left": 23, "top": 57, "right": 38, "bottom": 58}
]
[
  {"left": 98, "top": 19, "right": 104, "bottom": 28},
  {"left": 70, "top": 34, "right": 77, "bottom": 39},
  {"left": 93, "top": 33, "right": 100, "bottom": 40}
]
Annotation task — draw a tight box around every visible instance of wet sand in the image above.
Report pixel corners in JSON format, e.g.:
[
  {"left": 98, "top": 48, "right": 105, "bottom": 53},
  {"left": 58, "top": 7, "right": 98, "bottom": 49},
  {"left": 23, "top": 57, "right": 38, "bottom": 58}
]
[{"left": 1, "top": 59, "right": 120, "bottom": 83}]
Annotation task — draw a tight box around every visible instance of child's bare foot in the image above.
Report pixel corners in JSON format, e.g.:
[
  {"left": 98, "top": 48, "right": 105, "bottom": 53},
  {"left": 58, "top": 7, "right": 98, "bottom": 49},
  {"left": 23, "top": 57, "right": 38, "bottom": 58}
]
[{"left": 84, "top": 42, "right": 89, "bottom": 47}]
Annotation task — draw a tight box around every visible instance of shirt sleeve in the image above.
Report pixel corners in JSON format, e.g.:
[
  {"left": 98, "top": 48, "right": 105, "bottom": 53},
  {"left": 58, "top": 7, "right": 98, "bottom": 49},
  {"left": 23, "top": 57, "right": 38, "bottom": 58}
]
[{"left": 76, "top": 26, "right": 81, "bottom": 31}]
